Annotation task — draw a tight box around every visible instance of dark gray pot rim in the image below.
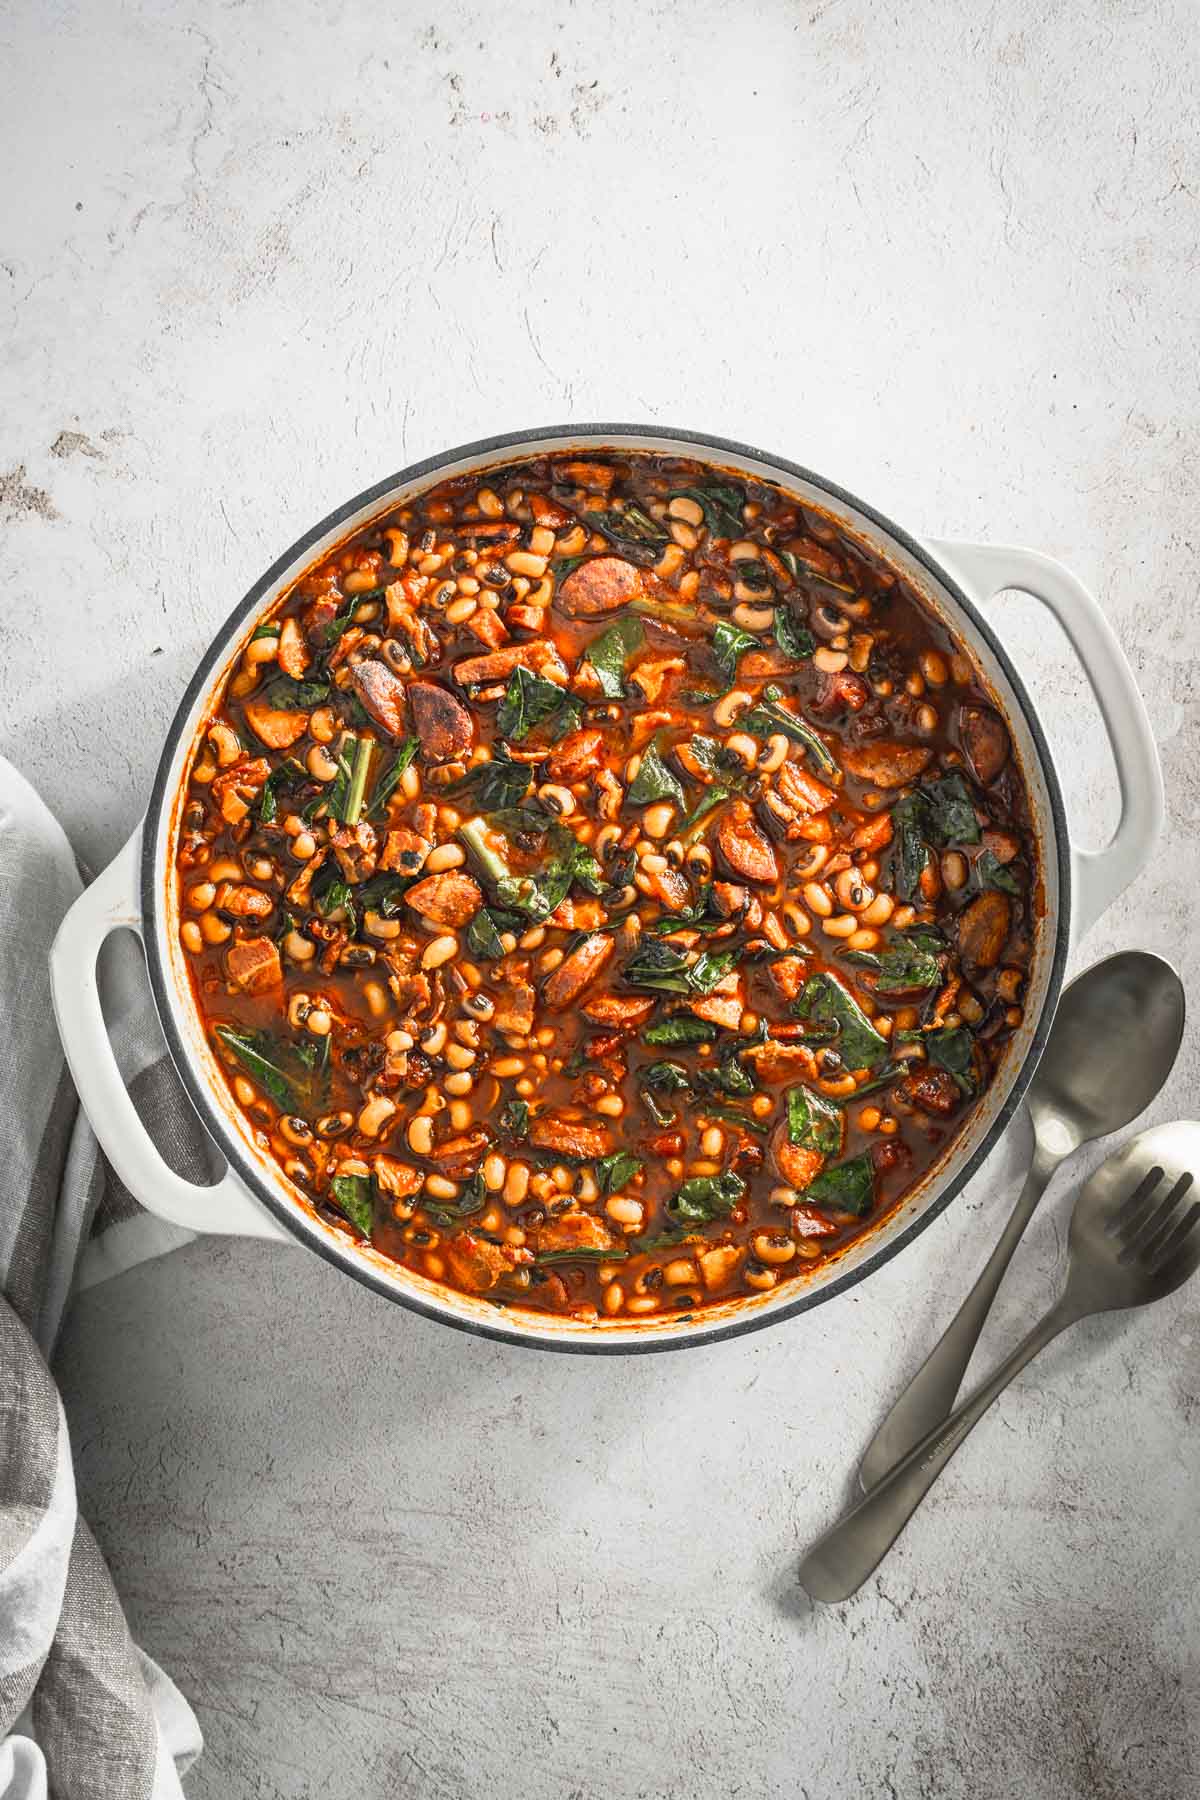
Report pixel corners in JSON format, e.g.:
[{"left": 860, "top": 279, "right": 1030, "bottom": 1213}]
[{"left": 141, "top": 423, "right": 1070, "bottom": 1355}]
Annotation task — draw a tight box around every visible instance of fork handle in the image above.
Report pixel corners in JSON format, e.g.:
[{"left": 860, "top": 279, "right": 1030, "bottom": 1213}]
[
  {"left": 858, "top": 1139, "right": 1060, "bottom": 1489},
  {"left": 799, "top": 1295, "right": 1082, "bottom": 1603}
]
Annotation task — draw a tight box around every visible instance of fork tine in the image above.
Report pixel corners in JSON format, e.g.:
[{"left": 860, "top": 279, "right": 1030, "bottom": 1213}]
[
  {"left": 1145, "top": 1198, "right": 1200, "bottom": 1274},
  {"left": 1118, "top": 1174, "right": 1194, "bottom": 1264},
  {"left": 1106, "top": 1166, "right": 1163, "bottom": 1237},
  {"left": 1136, "top": 1173, "right": 1196, "bottom": 1262}
]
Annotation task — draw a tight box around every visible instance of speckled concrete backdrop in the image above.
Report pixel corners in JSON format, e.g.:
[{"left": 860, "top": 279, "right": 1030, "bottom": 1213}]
[{"left": 2, "top": 1, "right": 1198, "bottom": 1796}]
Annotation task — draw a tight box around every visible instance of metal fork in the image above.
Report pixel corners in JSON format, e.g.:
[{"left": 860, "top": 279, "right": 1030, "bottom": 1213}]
[{"left": 798, "top": 1121, "right": 1200, "bottom": 1603}]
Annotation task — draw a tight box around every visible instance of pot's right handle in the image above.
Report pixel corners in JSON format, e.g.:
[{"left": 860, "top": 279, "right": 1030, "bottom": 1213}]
[
  {"left": 929, "top": 540, "right": 1163, "bottom": 941},
  {"left": 49, "top": 826, "right": 291, "bottom": 1241}
]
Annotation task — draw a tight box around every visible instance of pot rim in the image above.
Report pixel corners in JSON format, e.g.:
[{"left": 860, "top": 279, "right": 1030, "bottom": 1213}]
[{"left": 140, "top": 422, "right": 1071, "bottom": 1354}]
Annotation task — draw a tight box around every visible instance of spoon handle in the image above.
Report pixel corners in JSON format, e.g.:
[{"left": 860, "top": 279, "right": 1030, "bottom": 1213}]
[
  {"left": 858, "top": 1139, "right": 1059, "bottom": 1490},
  {"left": 799, "top": 1295, "right": 1081, "bottom": 1603}
]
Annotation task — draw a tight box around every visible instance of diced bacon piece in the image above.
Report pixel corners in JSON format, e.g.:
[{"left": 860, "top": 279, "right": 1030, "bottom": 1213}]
[
  {"left": 214, "top": 882, "right": 273, "bottom": 919},
  {"left": 545, "top": 728, "right": 604, "bottom": 785},
  {"left": 629, "top": 657, "right": 685, "bottom": 705},
  {"left": 901, "top": 1067, "right": 962, "bottom": 1116},
  {"left": 543, "top": 933, "right": 615, "bottom": 1010},
  {"left": 464, "top": 607, "right": 509, "bottom": 650},
  {"left": 775, "top": 761, "right": 835, "bottom": 816},
  {"left": 767, "top": 956, "right": 809, "bottom": 1003},
  {"left": 330, "top": 822, "right": 378, "bottom": 883},
  {"left": 380, "top": 828, "right": 432, "bottom": 874},
  {"left": 851, "top": 813, "right": 894, "bottom": 853},
  {"left": 492, "top": 980, "right": 536, "bottom": 1035},
  {"left": 211, "top": 757, "right": 270, "bottom": 827},
  {"left": 580, "top": 991, "right": 656, "bottom": 1028},
  {"left": 443, "top": 1231, "right": 529, "bottom": 1293},
  {"left": 643, "top": 865, "right": 692, "bottom": 911},
  {"left": 840, "top": 740, "right": 934, "bottom": 789},
  {"left": 745, "top": 1040, "right": 819, "bottom": 1084},
  {"left": 527, "top": 1114, "right": 612, "bottom": 1160},
  {"left": 712, "top": 882, "right": 750, "bottom": 918},
  {"left": 404, "top": 870, "right": 483, "bottom": 927},
  {"left": 790, "top": 1204, "right": 840, "bottom": 1239},
  {"left": 426, "top": 1131, "right": 489, "bottom": 1176},
  {"left": 372, "top": 1156, "right": 424, "bottom": 1199},
  {"left": 535, "top": 1211, "right": 620, "bottom": 1255},
  {"left": 689, "top": 990, "right": 744, "bottom": 1031},
  {"left": 243, "top": 699, "right": 309, "bottom": 750},
  {"left": 225, "top": 937, "right": 282, "bottom": 993},
  {"left": 698, "top": 1244, "right": 743, "bottom": 1290}
]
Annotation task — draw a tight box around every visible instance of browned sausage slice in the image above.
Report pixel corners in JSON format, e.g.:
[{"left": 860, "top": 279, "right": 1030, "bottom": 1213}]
[
  {"left": 404, "top": 870, "right": 483, "bottom": 927},
  {"left": 542, "top": 932, "right": 615, "bottom": 1010},
  {"left": 527, "top": 1114, "right": 613, "bottom": 1160},
  {"left": 900, "top": 1067, "right": 962, "bottom": 1115},
  {"left": 840, "top": 740, "right": 935, "bottom": 789},
  {"left": 716, "top": 803, "right": 779, "bottom": 884},
  {"left": 957, "top": 890, "right": 1011, "bottom": 970},
  {"left": 556, "top": 555, "right": 643, "bottom": 618},
  {"left": 350, "top": 659, "right": 408, "bottom": 738},
  {"left": 405, "top": 680, "right": 474, "bottom": 761},
  {"left": 959, "top": 705, "right": 1010, "bottom": 786}
]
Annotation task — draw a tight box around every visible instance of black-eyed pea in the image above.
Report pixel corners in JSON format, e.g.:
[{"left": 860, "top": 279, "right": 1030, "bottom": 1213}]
[
  {"left": 752, "top": 1230, "right": 796, "bottom": 1266},
  {"left": 822, "top": 912, "right": 858, "bottom": 939},
  {"left": 280, "top": 1116, "right": 313, "bottom": 1148},
  {"left": 425, "top": 1173, "right": 459, "bottom": 1201},
  {"left": 664, "top": 1258, "right": 699, "bottom": 1287},
  {"left": 199, "top": 912, "right": 231, "bottom": 945},
  {"left": 602, "top": 1282, "right": 625, "bottom": 1315},
  {"left": 357, "top": 1096, "right": 397, "bottom": 1138},
  {"left": 503, "top": 1161, "right": 530, "bottom": 1207},
  {"left": 406, "top": 1114, "right": 434, "bottom": 1157},
  {"left": 180, "top": 920, "right": 203, "bottom": 955},
  {"left": 624, "top": 1294, "right": 660, "bottom": 1314},
  {"left": 744, "top": 1261, "right": 778, "bottom": 1291},
  {"left": 605, "top": 1195, "right": 644, "bottom": 1229}
]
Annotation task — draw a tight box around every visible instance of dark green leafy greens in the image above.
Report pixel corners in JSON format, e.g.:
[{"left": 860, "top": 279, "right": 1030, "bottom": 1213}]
[
  {"left": 874, "top": 940, "right": 941, "bottom": 994},
  {"left": 368, "top": 737, "right": 419, "bottom": 818},
  {"left": 496, "top": 665, "right": 570, "bottom": 741},
  {"left": 740, "top": 688, "right": 837, "bottom": 774},
  {"left": 973, "top": 850, "right": 1022, "bottom": 896},
  {"left": 890, "top": 794, "right": 930, "bottom": 904},
  {"left": 794, "top": 972, "right": 887, "bottom": 1070},
  {"left": 773, "top": 606, "right": 815, "bottom": 661},
  {"left": 580, "top": 502, "right": 669, "bottom": 564},
  {"left": 497, "top": 1098, "right": 530, "bottom": 1137},
  {"left": 926, "top": 1026, "right": 977, "bottom": 1094},
  {"left": 214, "top": 1026, "right": 325, "bottom": 1113},
  {"left": 583, "top": 617, "right": 644, "bottom": 699},
  {"left": 711, "top": 621, "right": 759, "bottom": 682},
  {"left": 265, "top": 675, "right": 331, "bottom": 710},
  {"left": 641, "top": 1060, "right": 693, "bottom": 1093},
  {"left": 452, "top": 746, "right": 531, "bottom": 813},
  {"left": 921, "top": 772, "right": 982, "bottom": 845},
  {"left": 667, "top": 1170, "right": 746, "bottom": 1225},
  {"left": 330, "top": 1174, "right": 373, "bottom": 1236},
  {"left": 595, "top": 1151, "right": 643, "bottom": 1195},
  {"left": 466, "top": 905, "right": 524, "bottom": 960},
  {"left": 643, "top": 1015, "right": 718, "bottom": 1047},
  {"left": 627, "top": 736, "right": 686, "bottom": 809},
  {"left": 669, "top": 483, "right": 746, "bottom": 538},
  {"left": 802, "top": 1153, "right": 875, "bottom": 1216},
  {"left": 786, "top": 1085, "right": 843, "bottom": 1156}
]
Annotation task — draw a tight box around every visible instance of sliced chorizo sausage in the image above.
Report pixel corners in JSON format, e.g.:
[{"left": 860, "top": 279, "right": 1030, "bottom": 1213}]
[
  {"left": 957, "top": 890, "right": 1011, "bottom": 971},
  {"left": 542, "top": 932, "right": 615, "bottom": 1010},
  {"left": 716, "top": 803, "right": 779, "bottom": 884},
  {"left": 959, "top": 705, "right": 1010, "bottom": 786},
  {"left": 556, "top": 555, "right": 643, "bottom": 618},
  {"left": 406, "top": 680, "right": 475, "bottom": 761},
  {"left": 840, "top": 740, "right": 935, "bottom": 789}
]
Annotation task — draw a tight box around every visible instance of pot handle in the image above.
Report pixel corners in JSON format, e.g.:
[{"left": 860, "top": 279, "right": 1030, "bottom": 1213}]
[
  {"left": 928, "top": 540, "right": 1163, "bottom": 941},
  {"left": 49, "top": 825, "right": 291, "bottom": 1240}
]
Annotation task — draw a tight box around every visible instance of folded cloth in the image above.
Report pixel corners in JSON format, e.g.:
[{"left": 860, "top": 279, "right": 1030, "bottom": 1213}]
[{"left": 0, "top": 759, "right": 204, "bottom": 1799}]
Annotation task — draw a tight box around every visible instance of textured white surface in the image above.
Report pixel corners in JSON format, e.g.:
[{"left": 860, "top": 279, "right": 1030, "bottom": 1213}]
[{"left": 3, "top": 1, "right": 1199, "bottom": 1795}]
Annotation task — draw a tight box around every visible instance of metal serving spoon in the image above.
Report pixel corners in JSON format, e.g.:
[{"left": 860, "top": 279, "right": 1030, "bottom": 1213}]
[
  {"left": 858, "top": 951, "right": 1185, "bottom": 1491},
  {"left": 800, "top": 1119, "right": 1200, "bottom": 1602}
]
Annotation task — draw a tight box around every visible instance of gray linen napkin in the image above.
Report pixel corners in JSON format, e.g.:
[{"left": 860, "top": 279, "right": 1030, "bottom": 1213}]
[{"left": 0, "top": 758, "right": 203, "bottom": 1799}]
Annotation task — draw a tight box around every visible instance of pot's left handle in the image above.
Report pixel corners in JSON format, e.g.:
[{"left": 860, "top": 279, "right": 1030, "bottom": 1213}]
[
  {"left": 929, "top": 540, "right": 1163, "bottom": 942},
  {"left": 50, "top": 826, "right": 291, "bottom": 1240}
]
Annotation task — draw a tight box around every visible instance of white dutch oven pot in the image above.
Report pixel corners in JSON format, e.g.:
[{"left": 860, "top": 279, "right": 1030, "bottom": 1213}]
[{"left": 49, "top": 428, "right": 1163, "bottom": 1353}]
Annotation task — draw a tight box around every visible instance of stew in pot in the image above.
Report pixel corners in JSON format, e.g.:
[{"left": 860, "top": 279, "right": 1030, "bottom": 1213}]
[{"left": 175, "top": 452, "right": 1038, "bottom": 1323}]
